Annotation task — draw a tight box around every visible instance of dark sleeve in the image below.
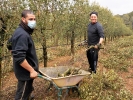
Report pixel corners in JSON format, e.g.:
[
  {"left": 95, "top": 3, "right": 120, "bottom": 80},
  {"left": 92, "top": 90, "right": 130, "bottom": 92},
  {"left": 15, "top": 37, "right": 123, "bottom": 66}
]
[
  {"left": 7, "top": 37, "right": 12, "bottom": 50},
  {"left": 12, "top": 34, "right": 28, "bottom": 64},
  {"left": 97, "top": 23, "right": 104, "bottom": 38}
]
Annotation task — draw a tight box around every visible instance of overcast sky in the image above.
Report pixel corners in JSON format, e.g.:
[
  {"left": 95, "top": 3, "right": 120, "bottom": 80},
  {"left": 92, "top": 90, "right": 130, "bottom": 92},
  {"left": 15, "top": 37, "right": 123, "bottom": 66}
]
[{"left": 89, "top": 0, "right": 133, "bottom": 15}]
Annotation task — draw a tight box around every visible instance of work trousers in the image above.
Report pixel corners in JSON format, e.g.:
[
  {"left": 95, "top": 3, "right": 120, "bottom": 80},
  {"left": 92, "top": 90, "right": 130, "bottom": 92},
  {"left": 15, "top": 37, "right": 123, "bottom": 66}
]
[
  {"left": 15, "top": 79, "right": 34, "bottom": 100},
  {"left": 86, "top": 48, "right": 99, "bottom": 73}
]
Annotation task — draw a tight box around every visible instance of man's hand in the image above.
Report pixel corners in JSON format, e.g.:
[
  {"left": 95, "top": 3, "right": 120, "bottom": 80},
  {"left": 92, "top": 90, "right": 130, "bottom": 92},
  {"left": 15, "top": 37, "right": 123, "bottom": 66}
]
[
  {"left": 20, "top": 59, "right": 38, "bottom": 79},
  {"left": 30, "top": 70, "right": 38, "bottom": 79},
  {"left": 94, "top": 45, "right": 98, "bottom": 49},
  {"left": 94, "top": 43, "right": 101, "bottom": 49}
]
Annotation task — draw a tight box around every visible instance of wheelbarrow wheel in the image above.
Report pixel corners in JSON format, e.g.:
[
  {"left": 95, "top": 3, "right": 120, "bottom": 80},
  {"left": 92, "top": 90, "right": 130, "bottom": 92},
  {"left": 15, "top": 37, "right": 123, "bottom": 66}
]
[
  {"left": 45, "top": 82, "right": 53, "bottom": 93},
  {"left": 68, "top": 84, "right": 80, "bottom": 98}
]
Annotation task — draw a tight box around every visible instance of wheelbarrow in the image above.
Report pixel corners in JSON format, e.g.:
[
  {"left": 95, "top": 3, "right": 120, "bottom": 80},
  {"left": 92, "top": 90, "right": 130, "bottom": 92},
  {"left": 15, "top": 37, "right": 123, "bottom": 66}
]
[{"left": 38, "top": 66, "right": 90, "bottom": 100}]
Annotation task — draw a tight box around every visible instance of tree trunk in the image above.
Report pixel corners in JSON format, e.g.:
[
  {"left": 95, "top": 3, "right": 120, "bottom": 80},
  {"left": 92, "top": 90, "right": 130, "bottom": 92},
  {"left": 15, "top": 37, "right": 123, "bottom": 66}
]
[
  {"left": 41, "top": 29, "right": 48, "bottom": 67},
  {"left": 0, "top": 49, "right": 2, "bottom": 98},
  {"left": 71, "top": 31, "right": 75, "bottom": 61},
  {"left": 104, "top": 36, "right": 106, "bottom": 45},
  {"left": 0, "top": 17, "right": 6, "bottom": 96},
  {"left": 0, "top": 39, "right": 3, "bottom": 98},
  {"left": 84, "top": 31, "right": 87, "bottom": 40},
  {"left": 66, "top": 34, "right": 69, "bottom": 45},
  {"left": 54, "top": 35, "right": 59, "bottom": 46},
  {"left": 43, "top": 44, "right": 47, "bottom": 67}
]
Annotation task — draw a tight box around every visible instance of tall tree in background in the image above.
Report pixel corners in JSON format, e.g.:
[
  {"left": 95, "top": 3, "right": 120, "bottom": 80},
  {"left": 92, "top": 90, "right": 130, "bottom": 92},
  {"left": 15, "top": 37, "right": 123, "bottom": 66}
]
[
  {"left": 0, "top": 16, "right": 6, "bottom": 97},
  {"left": 29, "top": 0, "right": 62, "bottom": 67},
  {"left": 67, "top": 0, "right": 90, "bottom": 60},
  {"left": 0, "top": 0, "right": 26, "bottom": 92}
]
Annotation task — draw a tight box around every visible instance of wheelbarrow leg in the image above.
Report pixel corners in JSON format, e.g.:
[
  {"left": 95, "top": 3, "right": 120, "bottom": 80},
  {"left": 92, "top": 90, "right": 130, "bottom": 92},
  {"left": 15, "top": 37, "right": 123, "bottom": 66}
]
[
  {"left": 57, "top": 87, "right": 69, "bottom": 100},
  {"left": 56, "top": 86, "right": 68, "bottom": 100},
  {"left": 57, "top": 85, "right": 79, "bottom": 100},
  {"left": 57, "top": 88, "right": 62, "bottom": 100}
]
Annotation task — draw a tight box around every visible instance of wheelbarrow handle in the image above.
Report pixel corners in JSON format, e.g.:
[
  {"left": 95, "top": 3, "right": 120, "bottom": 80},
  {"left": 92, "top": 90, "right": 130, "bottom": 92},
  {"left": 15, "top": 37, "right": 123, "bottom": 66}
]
[{"left": 38, "top": 74, "right": 52, "bottom": 81}]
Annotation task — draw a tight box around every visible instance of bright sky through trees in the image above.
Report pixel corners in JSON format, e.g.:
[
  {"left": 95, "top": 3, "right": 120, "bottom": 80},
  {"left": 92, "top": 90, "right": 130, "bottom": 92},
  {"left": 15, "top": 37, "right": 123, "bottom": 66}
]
[{"left": 89, "top": 0, "right": 133, "bottom": 15}]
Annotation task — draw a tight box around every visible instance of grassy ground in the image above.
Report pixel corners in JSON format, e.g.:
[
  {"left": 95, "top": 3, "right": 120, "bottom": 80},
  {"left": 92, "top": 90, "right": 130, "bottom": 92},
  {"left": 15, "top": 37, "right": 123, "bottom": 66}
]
[{"left": 1, "top": 36, "right": 133, "bottom": 100}]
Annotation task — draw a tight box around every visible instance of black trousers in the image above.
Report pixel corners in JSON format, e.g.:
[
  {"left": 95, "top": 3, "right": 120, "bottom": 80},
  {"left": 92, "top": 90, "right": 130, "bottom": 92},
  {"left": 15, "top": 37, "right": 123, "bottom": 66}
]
[
  {"left": 15, "top": 79, "right": 34, "bottom": 100},
  {"left": 86, "top": 48, "right": 99, "bottom": 73}
]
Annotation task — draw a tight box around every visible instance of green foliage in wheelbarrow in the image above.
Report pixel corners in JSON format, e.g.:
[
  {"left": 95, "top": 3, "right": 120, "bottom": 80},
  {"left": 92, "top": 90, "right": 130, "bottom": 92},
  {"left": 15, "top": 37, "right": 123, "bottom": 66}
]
[{"left": 58, "top": 67, "right": 82, "bottom": 77}]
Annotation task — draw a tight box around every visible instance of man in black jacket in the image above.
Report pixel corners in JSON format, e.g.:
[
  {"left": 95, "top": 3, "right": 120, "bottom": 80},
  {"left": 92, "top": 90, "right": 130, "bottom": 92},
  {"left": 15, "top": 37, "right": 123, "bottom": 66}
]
[
  {"left": 86, "top": 11, "right": 104, "bottom": 73},
  {"left": 7, "top": 10, "right": 38, "bottom": 100}
]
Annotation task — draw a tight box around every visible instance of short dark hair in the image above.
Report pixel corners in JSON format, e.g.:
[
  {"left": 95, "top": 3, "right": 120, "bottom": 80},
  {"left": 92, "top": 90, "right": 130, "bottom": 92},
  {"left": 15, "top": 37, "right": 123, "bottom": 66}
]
[
  {"left": 21, "top": 10, "right": 34, "bottom": 18},
  {"left": 90, "top": 11, "right": 98, "bottom": 17}
]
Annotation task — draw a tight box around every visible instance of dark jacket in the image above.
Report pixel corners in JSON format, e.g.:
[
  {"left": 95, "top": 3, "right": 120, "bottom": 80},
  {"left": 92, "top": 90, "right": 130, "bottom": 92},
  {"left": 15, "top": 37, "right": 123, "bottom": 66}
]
[
  {"left": 87, "top": 22, "right": 104, "bottom": 46},
  {"left": 8, "top": 22, "right": 38, "bottom": 81}
]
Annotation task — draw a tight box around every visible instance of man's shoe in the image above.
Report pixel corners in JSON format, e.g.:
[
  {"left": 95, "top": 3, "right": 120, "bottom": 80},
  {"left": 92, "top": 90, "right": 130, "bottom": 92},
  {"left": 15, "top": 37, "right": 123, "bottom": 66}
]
[{"left": 88, "top": 68, "right": 92, "bottom": 73}]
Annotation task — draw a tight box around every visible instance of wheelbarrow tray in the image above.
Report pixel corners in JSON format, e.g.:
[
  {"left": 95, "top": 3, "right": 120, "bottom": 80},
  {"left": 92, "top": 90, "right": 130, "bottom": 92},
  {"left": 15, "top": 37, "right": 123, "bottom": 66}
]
[{"left": 39, "top": 66, "right": 90, "bottom": 87}]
